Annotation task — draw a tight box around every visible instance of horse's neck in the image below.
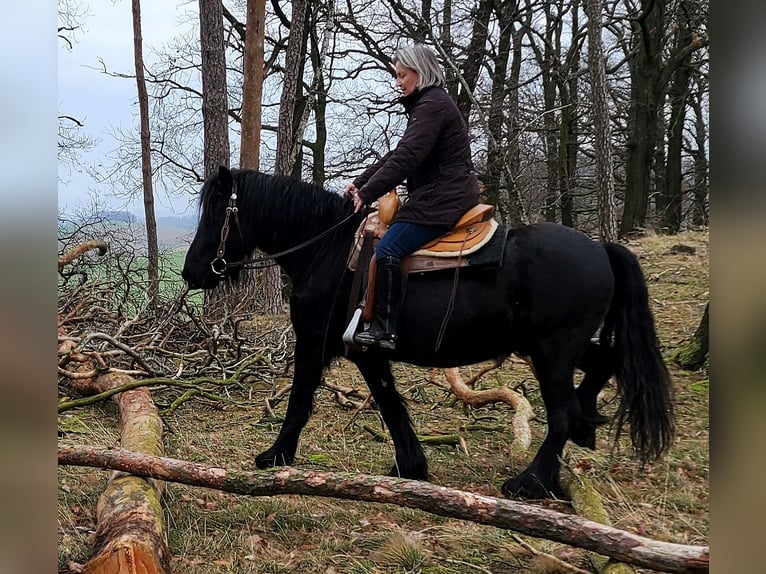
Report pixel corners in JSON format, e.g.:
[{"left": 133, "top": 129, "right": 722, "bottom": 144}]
[{"left": 245, "top": 181, "right": 352, "bottom": 282}]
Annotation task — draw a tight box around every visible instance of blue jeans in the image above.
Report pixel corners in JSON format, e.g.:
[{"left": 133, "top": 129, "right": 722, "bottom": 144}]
[{"left": 376, "top": 222, "right": 448, "bottom": 260}]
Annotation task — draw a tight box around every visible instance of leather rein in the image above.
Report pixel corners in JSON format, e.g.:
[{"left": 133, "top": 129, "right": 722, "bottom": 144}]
[{"left": 210, "top": 182, "right": 362, "bottom": 276}]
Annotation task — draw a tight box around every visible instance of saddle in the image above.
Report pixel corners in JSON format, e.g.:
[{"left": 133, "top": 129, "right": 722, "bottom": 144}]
[
  {"left": 343, "top": 191, "right": 500, "bottom": 337},
  {"left": 347, "top": 190, "right": 498, "bottom": 273}
]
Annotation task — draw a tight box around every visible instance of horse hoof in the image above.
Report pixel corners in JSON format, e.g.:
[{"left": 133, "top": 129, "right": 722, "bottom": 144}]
[
  {"left": 501, "top": 474, "right": 557, "bottom": 500},
  {"left": 255, "top": 449, "right": 294, "bottom": 469}
]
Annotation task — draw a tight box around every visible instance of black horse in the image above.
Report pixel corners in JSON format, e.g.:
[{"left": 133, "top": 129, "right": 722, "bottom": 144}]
[{"left": 182, "top": 166, "right": 674, "bottom": 499}]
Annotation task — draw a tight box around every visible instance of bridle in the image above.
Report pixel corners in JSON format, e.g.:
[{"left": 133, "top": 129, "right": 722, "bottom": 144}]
[
  {"left": 209, "top": 182, "right": 363, "bottom": 276},
  {"left": 210, "top": 181, "right": 245, "bottom": 276}
]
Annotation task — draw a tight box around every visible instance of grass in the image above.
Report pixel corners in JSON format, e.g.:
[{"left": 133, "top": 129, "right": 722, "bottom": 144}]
[{"left": 58, "top": 230, "right": 709, "bottom": 573}]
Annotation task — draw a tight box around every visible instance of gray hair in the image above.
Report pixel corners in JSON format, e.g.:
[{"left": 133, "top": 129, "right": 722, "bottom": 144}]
[{"left": 393, "top": 44, "right": 445, "bottom": 90}]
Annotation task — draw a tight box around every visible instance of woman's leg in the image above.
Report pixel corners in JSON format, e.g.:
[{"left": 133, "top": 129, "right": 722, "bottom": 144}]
[{"left": 355, "top": 222, "right": 446, "bottom": 349}]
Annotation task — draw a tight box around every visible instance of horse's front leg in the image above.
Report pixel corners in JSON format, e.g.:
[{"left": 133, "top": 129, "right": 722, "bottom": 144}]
[
  {"left": 255, "top": 337, "right": 323, "bottom": 469},
  {"left": 353, "top": 352, "right": 428, "bottom": 480}
]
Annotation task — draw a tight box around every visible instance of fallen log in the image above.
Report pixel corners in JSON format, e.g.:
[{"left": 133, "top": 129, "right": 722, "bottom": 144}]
[
  {"left": 62, "top": 371, "right": 170, "bottom": 574},
  {"left": 561, "top": 469, "right": 635, "bottom": 574},
  {"left": 58, "top": 445, "right": 709, "bottom": 574}
]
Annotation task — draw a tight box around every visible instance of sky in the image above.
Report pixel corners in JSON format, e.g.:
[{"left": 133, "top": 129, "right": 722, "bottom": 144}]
[{"left": 58, "top": 1, "right": 196, "bottom": 217}]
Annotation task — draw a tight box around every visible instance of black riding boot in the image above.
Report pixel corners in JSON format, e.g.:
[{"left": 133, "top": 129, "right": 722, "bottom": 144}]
[{"left": 355, "top": 256, "right": 402, "bottom": 350}]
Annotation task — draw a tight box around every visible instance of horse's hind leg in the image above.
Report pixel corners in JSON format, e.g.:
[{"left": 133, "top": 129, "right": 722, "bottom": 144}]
[
  {"left": 502, "top": 356, "right": 579, "bottom": 499},
  {"left": 354, "top": 353, "right": 428, "bottom": 480},
  {"left": 255, "top": 338, "right": 323, "bottom": 469},
  {"left": 571, "top": 342, "right": 615, "bottom": 449}
]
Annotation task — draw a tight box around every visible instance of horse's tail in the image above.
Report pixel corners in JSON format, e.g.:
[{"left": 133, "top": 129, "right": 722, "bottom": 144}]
[{"left": 601, "top": 242, "right": 674, "bottom": 463}]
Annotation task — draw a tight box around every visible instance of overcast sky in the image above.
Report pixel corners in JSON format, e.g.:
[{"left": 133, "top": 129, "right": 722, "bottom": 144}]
[{"left": 58, "top": 1, "right": 196, "bottom": 217}]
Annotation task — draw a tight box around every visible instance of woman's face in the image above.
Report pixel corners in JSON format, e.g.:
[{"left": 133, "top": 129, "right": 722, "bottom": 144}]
[{"left": 395, "top": 62, "right": 419, "bottom": 97}]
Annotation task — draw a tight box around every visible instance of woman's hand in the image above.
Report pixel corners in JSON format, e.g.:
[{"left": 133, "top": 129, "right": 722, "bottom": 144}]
[{"left": 344, "top": 183, "right": 364, "bottom": 212}]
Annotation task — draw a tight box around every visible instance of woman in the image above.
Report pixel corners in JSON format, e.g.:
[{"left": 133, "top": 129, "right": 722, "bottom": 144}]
[{"left": 345, "top": 43, "right": 480, "bottom": 350}]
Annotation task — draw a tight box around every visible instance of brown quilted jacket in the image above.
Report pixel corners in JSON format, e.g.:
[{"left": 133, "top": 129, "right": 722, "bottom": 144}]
[{"left": 355, "top": 86, "right": 480, "bottom": 228}]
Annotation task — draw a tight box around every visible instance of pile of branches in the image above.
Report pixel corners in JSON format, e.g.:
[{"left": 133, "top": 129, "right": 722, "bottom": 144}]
[{"left": 57, "top": 216, "right": 294, "bottom": 415}]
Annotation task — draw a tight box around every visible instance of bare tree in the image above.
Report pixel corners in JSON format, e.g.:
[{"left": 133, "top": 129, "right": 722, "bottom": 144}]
[
  {"left": 240, "top": 0, "right": 266, "bottom": 170},
  {"left": 199, "top": 0, "right": 236, "bottom": 322},
  {"left": 620, "top": 0, "right": 708, "bottom": 235},
  {"left": 131, "top": 0, "right": 160, "bottom": 304},
  {"left": 199, "top": 0, "right": 231, "bottom": 176},
  {"left": 584, "top": 0, "right": 618, "bottom": 240}
]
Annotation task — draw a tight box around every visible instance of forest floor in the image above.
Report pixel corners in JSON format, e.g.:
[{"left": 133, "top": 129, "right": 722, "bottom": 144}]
[{"left": 58, "top": 230, "right": 709, "bottom": 574}]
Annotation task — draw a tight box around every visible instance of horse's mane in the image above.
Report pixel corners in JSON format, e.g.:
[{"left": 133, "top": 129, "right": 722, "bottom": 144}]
[{"left": 200, "top": 169, "right": 355, "bottom": 251}]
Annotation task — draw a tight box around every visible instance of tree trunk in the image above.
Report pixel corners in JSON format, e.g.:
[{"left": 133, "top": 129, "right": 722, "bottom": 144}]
[
  {"left": 558, "top": 4, "right": 580, "bottom": 229},
  {"left": 59, "top": 446, "right": 710, "bottom": 574},
  {"left": 621, "top": 0, "right": 666, "bottom": 235},
  {"left": 240, "top": 0, "right": 266, "bottom": 170},
  {"left": 199, "top": 0, "right": 230, "bottom": 177},
  {"left": 199, "top": 0, "right": 237, "bottom": 323},
  {"left": 540, "top": 2, "right": 560, "bottom": 224},
  {"left": 689, "top": 80, "right": 709, "bottom": 227},
  {"left": 661, "top": 3, "right": 694, "bottom": 234},
  {"left": 673, "top": 302, "right": 709, "bottom": 370},
  {"left": 264, "top": 0, "right": 309, "bottom": 315},
  {"left": 235, "top": 0, "right": 270, "bottom": 317},
  {"left": 453, "top": 0, "right": 493, "bottom": 123},
  {"left": 584, "top": 0, "right": 618, "bottom": 241},
  {"left": 76, "top": 373, "right": 169, "bottom": 574},
  {"left": 275, "top": 0, "right": 308, "bottom": 176},
  {"left": 484, "top": 1, "right": 514, "bottom": 223},
  {"left": 131, "top": 0, "right": 160, "bottom": 305}
]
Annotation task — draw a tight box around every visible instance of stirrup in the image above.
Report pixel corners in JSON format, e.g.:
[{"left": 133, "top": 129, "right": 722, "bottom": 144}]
[{"left": 354, "top": 328, "right": 396, "bottom": 351}]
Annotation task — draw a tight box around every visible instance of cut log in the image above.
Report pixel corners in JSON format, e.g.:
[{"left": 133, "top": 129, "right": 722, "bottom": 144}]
[
  {"left": 59, "top": 445, "right": 709, "bottom": 574},
  {"left": 62, "top": 372, "right": 170, "bottom": 574}
]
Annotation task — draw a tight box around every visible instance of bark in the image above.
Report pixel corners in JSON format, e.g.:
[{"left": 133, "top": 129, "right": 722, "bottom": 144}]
[
  {"left": 275, "top": 0, "right": 308, "bottom": 177},
  {"left": 199, "top": 0, "right": 230, "bottom": 177},
  {"left": 540, "top": 2, "right": 561, "bottom": 224},
  {"left": 131, "top": 0, "right": 160, "bottom": 304},
  {"left": 688, "top": 80, "right": 709, "bottom": 226},
  {"left": 584, "top": 0, "right": 618, "bottom": 241},
  {"left": 661, "top": 2, "right": 695, "bottom": 233},
  {"left": 74, "top": 374, "right": 169, "bottom": 574},
  {"left": 234, "top": 0, "right": 269, "bottom": 319},
  {"left": 621, "top": 0, "right": 666, "bottom": 235},
  {"left": 557, "top": 4, "right": 581, "bottom": 229},
  {"left": 200, "top": 0, "right": 241, "bottom": 323},
  {"left": 240, "top": 0, "right": 266, "bottom": 170},
  {"left": 59, "top": 445, "right": 710, "bottom": 574}
]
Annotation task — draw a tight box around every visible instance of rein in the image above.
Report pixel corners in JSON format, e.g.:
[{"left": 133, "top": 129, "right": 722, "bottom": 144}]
[{"left": 210, "top": 182, "right": 362, "bottom": 274}]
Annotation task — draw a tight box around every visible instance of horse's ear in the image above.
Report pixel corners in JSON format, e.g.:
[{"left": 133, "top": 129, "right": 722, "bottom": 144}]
[{"left": 218, "top": 165, "right": 234, "bottom": 195}]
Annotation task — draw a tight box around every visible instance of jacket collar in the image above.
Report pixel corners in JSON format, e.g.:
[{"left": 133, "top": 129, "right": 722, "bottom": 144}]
[{"left": 399, "top": 85, "right": 438, "bottom": 114}]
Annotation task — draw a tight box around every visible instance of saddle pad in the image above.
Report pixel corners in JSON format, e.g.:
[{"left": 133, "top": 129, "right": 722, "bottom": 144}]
[
  {"left": 414, "top": 219, "right": 498, "bottom": 257},
  {"left": 405, "top": 223, "right": 508, "bottom": 273}
]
